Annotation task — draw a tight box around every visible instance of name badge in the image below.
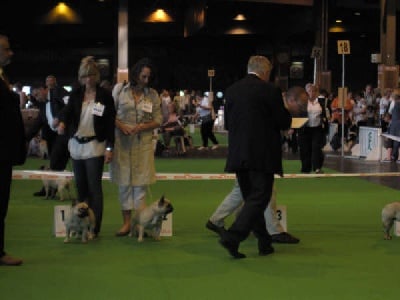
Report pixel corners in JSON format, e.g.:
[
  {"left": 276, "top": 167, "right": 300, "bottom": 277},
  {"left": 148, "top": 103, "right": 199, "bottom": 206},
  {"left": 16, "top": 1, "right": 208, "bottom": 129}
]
[
  {"left": 92, "top": 102, "right": 105, "bottom": 116},
  {"left": 142, "top": 101, "right": 152, "bottom": 113}
]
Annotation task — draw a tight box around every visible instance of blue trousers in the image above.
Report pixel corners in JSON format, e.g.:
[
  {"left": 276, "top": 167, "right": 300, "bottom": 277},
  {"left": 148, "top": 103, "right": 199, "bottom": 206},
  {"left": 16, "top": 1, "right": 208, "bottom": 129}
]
[{"left": 72, "top": 156, "right": 104, "bottom": 235}]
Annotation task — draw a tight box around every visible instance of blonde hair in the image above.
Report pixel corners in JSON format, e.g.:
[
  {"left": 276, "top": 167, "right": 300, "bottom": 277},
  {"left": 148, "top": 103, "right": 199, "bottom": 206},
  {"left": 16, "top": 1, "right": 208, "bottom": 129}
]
[
  {"left": 78, "top": 56, "right": 100, "bottom": 83},
  {"left": 247, "top": 55, "right": 272, "bottom": 75}
]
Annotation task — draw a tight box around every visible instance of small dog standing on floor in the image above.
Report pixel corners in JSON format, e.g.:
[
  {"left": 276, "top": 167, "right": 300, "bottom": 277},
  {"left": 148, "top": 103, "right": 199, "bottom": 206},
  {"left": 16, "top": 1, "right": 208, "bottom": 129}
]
[
  {"left": 129, "top": 195, "right": 174, "bottom": 242},
  {"left": 382, "top": 202, "right": 400, "bottom": 240},
  {"left": 40, "top": 166, "right": 73, "bottom": 201},
  {"left": 39, "top": 138, "right": 48, "bottom": 159},
  {"left": 64, "top": 202, "right": 96, "bottom": 243}
]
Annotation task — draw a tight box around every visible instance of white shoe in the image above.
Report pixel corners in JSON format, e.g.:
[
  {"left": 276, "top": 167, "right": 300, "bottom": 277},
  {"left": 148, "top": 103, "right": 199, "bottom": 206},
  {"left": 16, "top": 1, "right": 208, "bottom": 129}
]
[
  {"left": 198, "top": 146, "right": 207, "bottom": 151},
  {"left": 211, "top": 145, "right": 219, "bottom": 150}
]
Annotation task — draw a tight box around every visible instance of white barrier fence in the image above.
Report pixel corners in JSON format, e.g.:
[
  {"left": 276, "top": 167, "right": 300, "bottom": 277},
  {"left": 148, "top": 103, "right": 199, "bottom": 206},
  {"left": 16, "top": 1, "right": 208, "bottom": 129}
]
[
  {"left": 14, "top": 170, "right": 400, "bottom": 238},
  {"left": 12, "top": 170, "right": 400, "bottom": 181}
]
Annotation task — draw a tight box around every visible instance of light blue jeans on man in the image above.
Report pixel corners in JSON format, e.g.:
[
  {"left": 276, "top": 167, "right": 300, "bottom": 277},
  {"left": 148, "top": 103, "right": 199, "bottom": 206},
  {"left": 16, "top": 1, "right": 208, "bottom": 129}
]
[{"left": 209, "top": 178, "right": 284, "bottom": 235}]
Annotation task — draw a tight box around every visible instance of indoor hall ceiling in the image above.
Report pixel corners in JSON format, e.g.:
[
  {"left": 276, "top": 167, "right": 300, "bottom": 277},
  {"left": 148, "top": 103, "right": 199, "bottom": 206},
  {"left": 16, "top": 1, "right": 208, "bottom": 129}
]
[
  {"left": 0, "top": 0, "right": 390, "bottom": 49},
  {"left": 0, "top": 0, "right": 395, "bottom": 91}
]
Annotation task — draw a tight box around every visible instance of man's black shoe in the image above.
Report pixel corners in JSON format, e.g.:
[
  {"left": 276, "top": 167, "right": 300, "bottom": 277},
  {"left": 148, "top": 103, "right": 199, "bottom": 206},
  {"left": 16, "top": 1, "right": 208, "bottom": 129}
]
[
  {"left": 271, "top": 232, "right": 300, "bottom": 244},
  {"left": 206, "top": 220, "right": 225, "bottom": 235},
  {"left": 258, "top": 239, "right": 274, "bottom": 256},
  {"left": 258, "top": 245, "right": 275, "bottom": 256},
  {"left": 219, "top": 238, "right": 246, "bottom": 259},
  {"left": 33, "top": 187, "right": 46, "bottom": 197}
]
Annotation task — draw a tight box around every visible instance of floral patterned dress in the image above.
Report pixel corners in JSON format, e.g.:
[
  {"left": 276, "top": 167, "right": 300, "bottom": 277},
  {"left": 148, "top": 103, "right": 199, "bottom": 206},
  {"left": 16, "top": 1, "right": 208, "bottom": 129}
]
[{"left": 110, "top": 83, "right": 161, "bottom": 186}]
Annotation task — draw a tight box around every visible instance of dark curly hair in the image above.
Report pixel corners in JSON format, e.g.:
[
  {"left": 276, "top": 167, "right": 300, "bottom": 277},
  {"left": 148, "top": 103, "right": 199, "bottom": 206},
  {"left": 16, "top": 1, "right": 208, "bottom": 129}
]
[{"left": 129, "top": 57, "right": 157, "bottom": 87}]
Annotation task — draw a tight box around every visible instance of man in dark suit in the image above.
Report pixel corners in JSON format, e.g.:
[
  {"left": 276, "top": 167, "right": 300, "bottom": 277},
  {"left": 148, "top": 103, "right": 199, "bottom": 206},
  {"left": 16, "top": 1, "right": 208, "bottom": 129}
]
[
  {"left": 0, "top": 34, "right": 26, "bottom": 266},
  {"left": 44, "top": 75, "right": 70, "bottom": 170},
  {"left": 31, "top": 77, "right": 70, "bottom": 196},
  {"left": 219, "top": 55, "right": 292, "bottom": 259},
  {"left": 31, "top": 84, "right": 56, "bottom": 155}
]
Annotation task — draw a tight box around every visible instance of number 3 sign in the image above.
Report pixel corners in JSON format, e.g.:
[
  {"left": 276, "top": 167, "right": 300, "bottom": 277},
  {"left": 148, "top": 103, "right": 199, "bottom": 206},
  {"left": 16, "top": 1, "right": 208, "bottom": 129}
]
[
  {"left": 276, "top": 205, "right": 287, "bottom": 232},
  {"left": 337, "top": 40, "right": 351, "bottom": 55}
]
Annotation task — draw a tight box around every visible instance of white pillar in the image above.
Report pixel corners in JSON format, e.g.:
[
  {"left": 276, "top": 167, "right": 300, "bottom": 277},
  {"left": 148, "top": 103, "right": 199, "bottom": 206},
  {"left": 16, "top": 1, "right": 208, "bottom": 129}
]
[{"left": 117, "top": 0, "right": 129, "bottom": 83}]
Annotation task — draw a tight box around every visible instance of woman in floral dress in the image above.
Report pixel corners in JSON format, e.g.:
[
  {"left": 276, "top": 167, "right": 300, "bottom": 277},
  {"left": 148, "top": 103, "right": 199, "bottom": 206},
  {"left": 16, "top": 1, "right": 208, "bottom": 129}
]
[{"left": 110, "top": 58, "right": 162, "bottom": 236}]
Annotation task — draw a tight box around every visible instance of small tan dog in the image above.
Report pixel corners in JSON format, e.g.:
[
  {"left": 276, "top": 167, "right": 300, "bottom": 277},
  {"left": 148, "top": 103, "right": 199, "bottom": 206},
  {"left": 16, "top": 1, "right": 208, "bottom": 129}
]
[
  {"left": 381, "top": 202, "right": 400, "bottom": 240},
  {"left": 40, "top": 166, "right": 72, "bottom": 201},
  {"left": 64, "top": 202, "right": 96, "bottom": 243},
  {"left": 129, "top": 195, "right": 173, "bottom": 242},
  {"left": 39, "top": 139, "right": 48, "bottom": 159}
]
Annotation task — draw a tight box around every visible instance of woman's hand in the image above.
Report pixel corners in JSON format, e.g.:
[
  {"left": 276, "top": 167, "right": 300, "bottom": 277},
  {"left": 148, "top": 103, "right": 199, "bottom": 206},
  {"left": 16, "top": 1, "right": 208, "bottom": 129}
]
[
  {"left": 132, "top": 123, "right": 144, "bottom": 135},
  {"left": 104, "top": 149, "right": 113, "bottom": 163},
  {"left": 116, "top": 120, "right": 134, "bottom": 135},
  {"left": 120, "top": 123, "right": 133, "bottom": 135},
  {"left": 57, "top": 122, "right": 65, "bottom": 135}
]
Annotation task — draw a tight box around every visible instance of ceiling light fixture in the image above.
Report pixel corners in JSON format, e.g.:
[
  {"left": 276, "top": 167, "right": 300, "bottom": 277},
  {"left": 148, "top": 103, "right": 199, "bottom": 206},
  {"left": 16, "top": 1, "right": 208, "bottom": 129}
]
[
  {"left": 145, "top": 8, "right": 173, "bottom": 22},
  {"left": 329, "top": 25, "right": 346, "bottom": 33},
  {"left": 41, "top": 2, "right": 82, "bottom": 24},
  {"left": 233, "top": 14, "right": 246, "bottom": 21},
  {"left": 225, "top": 26, "right": 252, "bottom": 35}
]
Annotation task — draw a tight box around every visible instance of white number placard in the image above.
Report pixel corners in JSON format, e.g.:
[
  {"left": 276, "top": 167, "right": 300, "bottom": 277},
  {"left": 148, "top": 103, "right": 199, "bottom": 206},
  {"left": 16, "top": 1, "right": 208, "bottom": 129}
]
[
  {"left": 395, "top": 221, "right": 400, "bottom": 237},
  {"left": 160, "top": 213, "right": 173, "bottom": 236},
  {"left": 276, "top": 205, "right": 287, "bottom": 232},
  {"left": 54, "top": 205, "right": 71, "bottom": 237}
]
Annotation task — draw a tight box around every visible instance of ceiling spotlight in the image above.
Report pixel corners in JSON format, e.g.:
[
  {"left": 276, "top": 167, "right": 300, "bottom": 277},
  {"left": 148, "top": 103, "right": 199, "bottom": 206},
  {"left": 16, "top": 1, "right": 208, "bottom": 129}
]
[
  {"left": 41, "top": 2, "right": 82, "bottom": 24},
  {"left": 329, "top": 25, "right": 346, "bottom": 33},
  {"left": 233, "top": 14, "right": 246, "bottom": 21},
  {"left": 145, "top": 8, "right": 173, "bottom": 22},
  {"left": 225, "top": 26, "right": 252, "bottom": 35}
]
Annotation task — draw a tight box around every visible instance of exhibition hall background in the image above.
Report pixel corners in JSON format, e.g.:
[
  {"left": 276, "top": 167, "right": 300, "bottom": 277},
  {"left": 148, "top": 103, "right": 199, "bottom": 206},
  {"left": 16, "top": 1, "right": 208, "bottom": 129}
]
[{"left": 0, "top": 0, "right": 398, "bottom": 92}]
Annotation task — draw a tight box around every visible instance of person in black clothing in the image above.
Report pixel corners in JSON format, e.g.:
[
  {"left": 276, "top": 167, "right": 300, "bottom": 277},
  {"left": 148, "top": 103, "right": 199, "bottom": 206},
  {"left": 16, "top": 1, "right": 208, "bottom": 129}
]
[
  {"left": 57, "top": 56, "right": 116, "bottom": 237},
  {"left": 31, "top": 76, "right": 70, "bottom": 196},
  {"left": 45, "top": 75, "right": 70, "bottom": 170},
  {"left": 297, "top": 84, "right": 326, "bottom": 174},
  {"left": 220, "top": 55, "right": 292, "bottom": 259},
  {"left": 0, "top": 34, "right": 26, "bottom": 266}
]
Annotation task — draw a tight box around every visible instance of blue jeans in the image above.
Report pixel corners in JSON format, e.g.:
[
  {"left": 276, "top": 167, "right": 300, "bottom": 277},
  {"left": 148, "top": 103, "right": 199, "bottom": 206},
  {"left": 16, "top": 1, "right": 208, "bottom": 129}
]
[{"left": 72, "top": 156, "right": 104, "bottom": 235}]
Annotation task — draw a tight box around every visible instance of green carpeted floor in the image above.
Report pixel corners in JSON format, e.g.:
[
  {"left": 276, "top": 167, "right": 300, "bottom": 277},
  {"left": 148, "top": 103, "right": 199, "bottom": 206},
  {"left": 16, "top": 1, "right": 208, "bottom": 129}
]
[{"left": 1, "top": 157, "right": 399, "bottom": 300}]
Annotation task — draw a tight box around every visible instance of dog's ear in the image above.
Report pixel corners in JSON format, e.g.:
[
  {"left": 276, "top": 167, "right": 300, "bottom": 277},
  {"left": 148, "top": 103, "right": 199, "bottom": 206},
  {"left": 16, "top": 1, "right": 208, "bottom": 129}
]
[{"left": 159, "top": 195, "right": 165, "bottom": 206}]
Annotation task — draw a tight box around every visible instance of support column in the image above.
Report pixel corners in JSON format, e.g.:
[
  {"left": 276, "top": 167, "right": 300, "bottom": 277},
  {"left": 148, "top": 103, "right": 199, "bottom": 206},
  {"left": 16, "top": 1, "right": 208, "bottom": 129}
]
[
  {"left": 117, "top": 0, "right": 129, "bottom": 83},
  {"left": 379, "top": 0, "right": 398, "bottom": 90},
  {"left": 313, "top": 0, "right": 331, "bottom": 92}
]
